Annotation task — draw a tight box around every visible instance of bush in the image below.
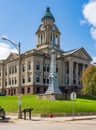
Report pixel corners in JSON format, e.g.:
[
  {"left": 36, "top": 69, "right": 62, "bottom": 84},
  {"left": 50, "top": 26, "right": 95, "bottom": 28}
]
[{"left": 0, "top": 92, "right": 5, "bottom": 96}]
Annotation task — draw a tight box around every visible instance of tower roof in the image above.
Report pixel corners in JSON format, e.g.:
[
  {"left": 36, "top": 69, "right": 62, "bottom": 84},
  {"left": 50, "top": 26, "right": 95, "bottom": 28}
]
[{"left": 42, "top": 7, "right": 55, "bottom": 22}]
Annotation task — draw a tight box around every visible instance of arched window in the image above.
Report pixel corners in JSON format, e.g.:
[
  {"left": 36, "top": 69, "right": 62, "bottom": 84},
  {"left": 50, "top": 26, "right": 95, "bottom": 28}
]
[
  {"left": 56, "top": 35, "right": 58, "bottom": 44},
  {"left": 41, "top": 34, "right": 42, "bottom": 43},
  {"left": 38, "top": 35, "right": 40, "bottom": 44},
  {"left": 53, "top": 34, "right": 55, "bottom": 44}
]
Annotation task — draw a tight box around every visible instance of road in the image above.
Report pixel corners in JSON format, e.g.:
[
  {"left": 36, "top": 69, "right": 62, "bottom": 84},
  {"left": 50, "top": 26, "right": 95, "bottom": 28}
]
[{"left": 0, "top": 116, "right": 96, "bottom": 130}]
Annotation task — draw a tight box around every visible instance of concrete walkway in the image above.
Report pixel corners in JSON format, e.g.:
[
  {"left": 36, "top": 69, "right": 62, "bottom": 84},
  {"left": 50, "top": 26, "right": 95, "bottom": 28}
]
[
  {"left": 3, "top": 114, "right": 96, "bottom": 123},
  {"left": 1, "top": 115, "right": 96, "bottom": 130}
]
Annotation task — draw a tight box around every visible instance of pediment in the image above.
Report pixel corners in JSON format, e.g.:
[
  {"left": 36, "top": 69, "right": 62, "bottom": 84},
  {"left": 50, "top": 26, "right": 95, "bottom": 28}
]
[
  {"left": 72, "top": 48, "right": 92, "bottom": 61},
  {"left": 6, "top": 53, "right": 18, "bottom": 61}
]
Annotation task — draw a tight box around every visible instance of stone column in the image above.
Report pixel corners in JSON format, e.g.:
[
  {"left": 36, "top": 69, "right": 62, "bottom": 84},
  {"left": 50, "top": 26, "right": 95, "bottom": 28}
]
[
  {"left": 76, "top": 63, "right": 78, "bottom": 86},
  {"left": 82, "top": 64, "right": 85, "bottom": 73},
  {"left": 69, "top": 60, "right": 73, "bottom": 85}
]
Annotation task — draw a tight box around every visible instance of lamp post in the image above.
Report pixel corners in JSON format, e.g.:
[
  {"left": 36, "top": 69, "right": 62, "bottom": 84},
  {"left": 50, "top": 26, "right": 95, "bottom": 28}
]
[{"left": 2, "top": 37, "right": 22, "bottom": 119}]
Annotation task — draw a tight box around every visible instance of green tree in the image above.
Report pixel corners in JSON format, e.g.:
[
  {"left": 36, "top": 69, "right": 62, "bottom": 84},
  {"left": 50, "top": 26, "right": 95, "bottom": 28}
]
[{"left": 81, "top": 65, "right": 96, "bottom": 95}]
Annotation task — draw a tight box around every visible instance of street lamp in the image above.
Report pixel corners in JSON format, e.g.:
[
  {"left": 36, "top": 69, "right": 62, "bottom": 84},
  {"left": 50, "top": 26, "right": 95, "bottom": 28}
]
[{"left": 2, "top": 37, "right": 22, "bottom": 119}]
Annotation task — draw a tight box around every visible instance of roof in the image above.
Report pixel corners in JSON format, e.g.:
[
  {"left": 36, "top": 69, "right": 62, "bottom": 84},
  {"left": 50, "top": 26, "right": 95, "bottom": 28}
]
[
  {"left": 62, "top": 47, "right": 92, "bottom": 61},
  {"left": 42, "top": 7, "right": 55, "bottom": 21},
  {"left": 63, "top": 48, "right": 80, "bottom": 56}
]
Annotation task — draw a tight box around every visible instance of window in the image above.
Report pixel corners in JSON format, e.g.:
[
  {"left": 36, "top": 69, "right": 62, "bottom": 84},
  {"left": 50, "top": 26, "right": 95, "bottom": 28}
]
[
  {"left": 38, "top": 35, "right": 40, "bottom": 44},
  {"left": 13, "top": 89, "right": 16, "bottom": 95},
  {"left": 5, "top": 68, "right": 7, "bottom": 75},
  {"left": 27, "top": 87, "right": 30, "bottom": 93},
  {"left": 36, "top": 62, "right": 40, "bottom": 70},
  {"left": 56, "top": 35, "right": 58, "bottom": 44},
  {"left": 66, "top": 63, "right": 69, "bottom": 74},
  {"left": 36, "top": 74, "right": 40, "bottom": 82},
  {"left": 28, "top": 62, "right": 31, "bottom": 70},
  {"left": 12, "top": 66, "right": 14, "bottom": 74},
  {"left": 43, "top": 63, "right": 46, "bottom": 71},
  {"left": 12, "top": 78, "right": 14, "bottom": 85},
  {"left": 22, "top": 64, "right": 25, "bottom": 72},
  {"left": 47, "top": 64, "right": 50, "bottom": 72},
  {"left": 47, "top": 77, "right": 49, "bottom": 84},
  {"left": 43, "top": 75, "right": 46, "bottom": 83},
  {"left": 50, "top": 33, "right": 52, "bottom": 41},
  {"left": 28, "top": 74, "right": 31, "bottom": 82},
  {"left": 78, "top": 81, "right": 81, "bottom": 86},
  {"left": 66, "top": 78, "right": 69, "bottom": 85},
  {"left": 22, "top": 88, "right": 25, "bottom": 94},
  {"left": 53, "top": 34, "right": 55, "bottom": 43},
  {"left": 41, "top": 34, "right": 42, "bottom": 43},
  {"left": 73, "top": 79, "right": 76, "bottom": 85},
  {"left": 9, "top": 78, "right": 11, "bottom": 85},
  {"left": 15, "top": 65, "right": 17, "bottom": 73},
  {"left": 0, "top": 70, "right": 1, "bottom": 76},
  {"left": 22, "top": 76, "right": 25, "bottom": 84},
  {"left": 9, "top": 67, "right": 11, "bottom": 74},
  {"left": 56, "top": 66, "right": 58, "bottom": 73},
  {"left": 5, "top": 79, "right": 7, "bottom": 86},
  {"left": 37, "top": 87, "right": 40, "bottom": 93},
  {"left": 15, "top": 77, "right": 17, "bottom": 84}
]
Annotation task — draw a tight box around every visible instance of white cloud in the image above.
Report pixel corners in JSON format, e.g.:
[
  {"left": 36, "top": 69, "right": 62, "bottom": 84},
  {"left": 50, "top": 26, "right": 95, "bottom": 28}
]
[
  {"left": 83, "top": 1, "right": 96, "bottom": 27},
  {"left": 0, "top": 42, "right": 18, "bottom": 60},
  {"left": 82, "top": 0, "right": 96, "bottom": 41},
  {"left": 90, "top": 27, "right": 96, "bottom": 40},
  {"left": 79, "top": 19, "right": 87, "bottom": 25},
  {"left": 91, "top": 56, "right": 96, "bottom": 64}
]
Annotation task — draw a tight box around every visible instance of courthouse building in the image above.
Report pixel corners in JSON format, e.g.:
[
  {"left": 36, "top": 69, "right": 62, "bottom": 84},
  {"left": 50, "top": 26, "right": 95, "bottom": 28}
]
[{"left": 0, "top": 7, "right": 92, "bottom": 95}]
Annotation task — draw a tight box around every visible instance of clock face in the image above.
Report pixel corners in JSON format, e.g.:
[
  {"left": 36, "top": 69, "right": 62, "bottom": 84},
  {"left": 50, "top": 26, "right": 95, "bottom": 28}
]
[{"left": 40, "top": 25, "right": 45, "bottom": 31}]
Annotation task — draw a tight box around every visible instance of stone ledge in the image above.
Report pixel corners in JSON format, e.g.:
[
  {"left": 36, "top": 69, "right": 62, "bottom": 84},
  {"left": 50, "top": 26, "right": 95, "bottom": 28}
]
[
  {"left": 37, "top": 93, "right": 70, "bottom": 100},
  {"left": 40, "top": 112, "right": 96, "bottom": 117}
]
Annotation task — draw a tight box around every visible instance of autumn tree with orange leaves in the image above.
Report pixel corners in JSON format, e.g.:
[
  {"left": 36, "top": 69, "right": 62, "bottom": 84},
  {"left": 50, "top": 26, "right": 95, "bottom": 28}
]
[{"left": 81, "top": 65, "right": 96, "bottom": 96}]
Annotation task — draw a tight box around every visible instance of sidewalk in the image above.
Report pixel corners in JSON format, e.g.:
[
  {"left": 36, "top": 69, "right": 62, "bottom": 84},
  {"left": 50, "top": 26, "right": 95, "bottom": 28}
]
[{"left": 5, "top": 114, "right": 96, "bottom": 124}]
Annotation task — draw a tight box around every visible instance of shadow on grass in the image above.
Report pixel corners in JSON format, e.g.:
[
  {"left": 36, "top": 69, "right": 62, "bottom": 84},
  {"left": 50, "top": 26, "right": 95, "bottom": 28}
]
[{"left": 77, "top": 95, "right": 96, "bottom": 101}]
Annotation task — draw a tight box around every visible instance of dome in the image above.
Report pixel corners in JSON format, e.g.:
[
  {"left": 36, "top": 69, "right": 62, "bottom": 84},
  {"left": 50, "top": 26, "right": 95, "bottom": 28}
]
[{"left": 42, "top": 7, "right": 55, "bottom": 22}]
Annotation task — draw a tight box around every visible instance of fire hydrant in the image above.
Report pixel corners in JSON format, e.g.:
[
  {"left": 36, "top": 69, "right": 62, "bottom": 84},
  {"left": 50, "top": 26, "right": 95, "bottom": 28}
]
[{"left": 49, "top": 113, "right": 53, "bottom": 118}]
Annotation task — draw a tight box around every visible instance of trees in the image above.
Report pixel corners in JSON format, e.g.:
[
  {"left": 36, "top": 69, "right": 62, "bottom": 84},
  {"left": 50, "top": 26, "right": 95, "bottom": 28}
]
[{"left": 81, "top": 65, "right": 96, "bottom": 96}]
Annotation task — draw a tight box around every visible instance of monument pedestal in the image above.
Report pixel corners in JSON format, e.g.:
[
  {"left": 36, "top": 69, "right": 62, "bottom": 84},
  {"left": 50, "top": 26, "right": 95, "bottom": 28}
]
[{"left": 37, "top": 93, "right": 70, "bottom": 100}]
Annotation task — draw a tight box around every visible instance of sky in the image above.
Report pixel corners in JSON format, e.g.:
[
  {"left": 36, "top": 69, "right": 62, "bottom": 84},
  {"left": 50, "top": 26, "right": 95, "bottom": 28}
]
[{"left": 0, "top": 0, "right": 96, "bottom": 63}]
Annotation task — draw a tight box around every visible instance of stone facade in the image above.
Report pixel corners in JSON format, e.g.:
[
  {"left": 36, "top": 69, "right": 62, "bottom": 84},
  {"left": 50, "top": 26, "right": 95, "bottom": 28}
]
[{"left": 0, "top": 7, "right": 92, "bottom": 95}]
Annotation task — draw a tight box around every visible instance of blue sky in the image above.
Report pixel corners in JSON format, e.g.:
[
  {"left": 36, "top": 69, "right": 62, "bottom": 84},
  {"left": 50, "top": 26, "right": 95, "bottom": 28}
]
[{"left": 0, "top": 0, "right": 96, "bottom": 62}]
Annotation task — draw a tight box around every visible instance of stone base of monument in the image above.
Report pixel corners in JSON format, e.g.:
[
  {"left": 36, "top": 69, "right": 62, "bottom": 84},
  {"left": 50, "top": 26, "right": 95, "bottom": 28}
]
[{"left": 37, "top": 93, "right": 70, "bottom": 100}]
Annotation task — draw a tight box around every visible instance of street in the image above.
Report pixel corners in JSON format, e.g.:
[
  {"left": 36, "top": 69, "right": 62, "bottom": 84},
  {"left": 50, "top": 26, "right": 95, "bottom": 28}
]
[{"left": 0, "top": 116, "right": 96, "bottom": 130}]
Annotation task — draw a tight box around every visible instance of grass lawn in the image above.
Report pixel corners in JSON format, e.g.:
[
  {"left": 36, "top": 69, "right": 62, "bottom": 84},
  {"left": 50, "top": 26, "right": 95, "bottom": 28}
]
[{"left": 0, "top": 95, "right": 96, "bottom": 114}]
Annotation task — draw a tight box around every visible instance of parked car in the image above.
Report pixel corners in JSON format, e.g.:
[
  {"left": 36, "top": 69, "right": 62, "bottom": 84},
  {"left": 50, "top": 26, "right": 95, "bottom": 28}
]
[{"left": 0, "top": 106, "right": 5, "bottom": 119}]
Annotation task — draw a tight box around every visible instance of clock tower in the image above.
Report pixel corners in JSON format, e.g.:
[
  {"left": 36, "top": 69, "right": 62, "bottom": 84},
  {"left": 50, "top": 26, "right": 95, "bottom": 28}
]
[{"left": 36, "top": 7, "right": 61, "bottom": 53}]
